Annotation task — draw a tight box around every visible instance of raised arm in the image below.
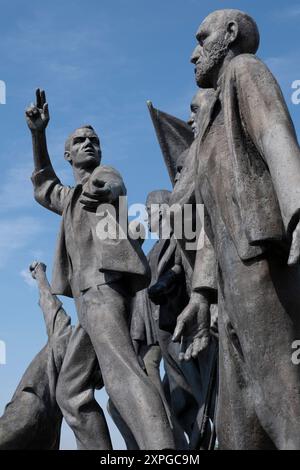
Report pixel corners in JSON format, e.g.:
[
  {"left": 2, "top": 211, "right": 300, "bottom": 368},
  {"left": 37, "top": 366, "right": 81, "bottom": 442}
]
[
  {"left": 29, "top": 261, "right": 70, "bottom": 339},
  {"left": 25, "top": 89, "right": 71, "bottom": 215}
]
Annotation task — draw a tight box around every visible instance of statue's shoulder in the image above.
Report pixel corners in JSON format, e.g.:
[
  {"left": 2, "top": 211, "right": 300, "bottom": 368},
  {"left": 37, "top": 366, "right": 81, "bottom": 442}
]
[
  {"left": 92, "top": 164, "right": 123, "bottom": 179},
  {"left": 227, "top": 54, "right": 271, "bottom": 83},
  {"left": 228, "top": 53, "right": 264, "bottom": 72}
]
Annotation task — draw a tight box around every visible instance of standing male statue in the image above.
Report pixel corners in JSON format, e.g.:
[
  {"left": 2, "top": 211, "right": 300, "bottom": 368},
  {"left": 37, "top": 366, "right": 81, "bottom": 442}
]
[
  {"left": 148, "top": 91, "right": 218, "bottom": 449},
  {"left": 174, "top": 9, "right": 300, "bottom": 449},
  {"left": 25, "top": 89, "right": 175, "bottom": 450}
]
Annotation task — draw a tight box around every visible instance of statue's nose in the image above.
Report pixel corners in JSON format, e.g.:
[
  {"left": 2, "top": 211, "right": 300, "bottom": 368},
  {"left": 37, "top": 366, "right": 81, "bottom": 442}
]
[
  {"left": 187, "top": 116, "right": 194, "bottom": 127},
  {"left": 83, "top": 138, "right": 92, "bottom": 147},
  {"left": 190, "top": 45, "right": 201, "bottom": 64}
]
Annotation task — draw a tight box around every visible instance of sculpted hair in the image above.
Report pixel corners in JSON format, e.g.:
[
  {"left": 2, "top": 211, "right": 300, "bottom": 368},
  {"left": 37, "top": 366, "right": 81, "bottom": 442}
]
[{"left": 64, "top": 125, "right": 96, "bottom": 153}]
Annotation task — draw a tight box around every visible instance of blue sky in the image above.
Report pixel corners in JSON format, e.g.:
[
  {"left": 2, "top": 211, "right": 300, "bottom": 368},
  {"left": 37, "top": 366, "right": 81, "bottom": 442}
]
[{"left": 1, "top": 0, "right": 300, "bottom": 450}]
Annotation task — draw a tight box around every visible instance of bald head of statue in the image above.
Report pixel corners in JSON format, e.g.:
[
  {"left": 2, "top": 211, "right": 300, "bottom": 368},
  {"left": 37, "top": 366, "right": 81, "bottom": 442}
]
[{"left": 190, "top": 9, "right": 260, "bottom": 88}]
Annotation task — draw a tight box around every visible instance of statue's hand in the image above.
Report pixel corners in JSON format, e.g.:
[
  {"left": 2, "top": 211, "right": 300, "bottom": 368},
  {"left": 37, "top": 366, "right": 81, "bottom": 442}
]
[
  {"left": 173, "top": 292, "right": 210, "bottom": 361},
  {"left": 80, "top": 179, "right": 116, "bottom": 211},
  {"left": 148, "top": 270, "right": 178, "bottom": 305},
  {"left": 148, "top": 281, "right": 169, "bottom": 305},
  {"left": 25, "top": 89, "right": 49, "bottom": 132},
  {"left": 29, "top": 261, "right": 47, "bottom": 280}
]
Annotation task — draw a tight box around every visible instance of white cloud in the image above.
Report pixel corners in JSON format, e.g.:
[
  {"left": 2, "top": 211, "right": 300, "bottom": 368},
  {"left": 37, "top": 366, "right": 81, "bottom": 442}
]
[
  {"left": 0, "top": 217, "right": 43, "bottom": 268},
  {"left": 20, "top": 268, "right": 36, "bottom": 288}
]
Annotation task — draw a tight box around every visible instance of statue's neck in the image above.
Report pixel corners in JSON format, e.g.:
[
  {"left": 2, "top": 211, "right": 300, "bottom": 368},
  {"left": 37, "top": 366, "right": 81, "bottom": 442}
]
[
  {"left": 212, "top": 50, "right": 236, "bottom": 90},
  {"left": 73, "top": 166, "right": 95, "bottom": 185}
]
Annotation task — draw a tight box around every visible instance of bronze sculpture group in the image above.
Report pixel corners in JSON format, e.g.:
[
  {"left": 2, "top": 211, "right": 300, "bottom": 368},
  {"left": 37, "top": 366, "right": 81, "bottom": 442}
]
[{"left": 1, "top": 9, "right": 300, "bottom": 450}]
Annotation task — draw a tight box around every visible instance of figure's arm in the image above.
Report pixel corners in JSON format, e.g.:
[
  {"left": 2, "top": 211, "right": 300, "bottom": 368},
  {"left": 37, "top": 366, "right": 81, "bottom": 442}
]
[
  {"left": 26, "top": 89, "right": 71, "bottom": 215},
  {"left": 30, "top": 261, "right": 71, "bottom": 339},
  {"left": 173, "top": 230, "right": 217, "bottom": 361},
  {"left": 192, "top": 232, "right": 218, "bottom": 300},
  {"left": 234, "top": 55, "right": 300, "bottom": 263}
]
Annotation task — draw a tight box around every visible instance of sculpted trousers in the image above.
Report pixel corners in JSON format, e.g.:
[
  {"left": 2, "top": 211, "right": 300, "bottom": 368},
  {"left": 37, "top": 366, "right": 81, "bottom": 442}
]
[
  {"left": 108, "top": 345, "right": 168, "bottom": 450},
  {"left": 156, "top": 324, "right": 199, "bottom": 439},
  {"left": 56, "top": 282, "right": 175, "bottom": 450},
  {"left": 215, "top": 227, "right": 300, "bottom": 450}
]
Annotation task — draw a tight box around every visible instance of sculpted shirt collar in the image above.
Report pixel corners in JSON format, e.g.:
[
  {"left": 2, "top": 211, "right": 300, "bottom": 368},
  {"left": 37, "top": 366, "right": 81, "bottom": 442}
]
[
  {"left": 78, "top": 173, "right": 91, "bottom": 187},
  {"left": 74, "top": 171, "right": 94, "bottom": 196}
]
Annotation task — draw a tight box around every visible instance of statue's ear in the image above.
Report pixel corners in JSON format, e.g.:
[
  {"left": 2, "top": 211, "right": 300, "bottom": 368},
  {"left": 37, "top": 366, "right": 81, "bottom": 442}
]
[
  {"left": 64, "top": 151, "right": 71, "bottom": 163},
  {"left": 225, "top": 20, "right": 238, "bottom": 46}
]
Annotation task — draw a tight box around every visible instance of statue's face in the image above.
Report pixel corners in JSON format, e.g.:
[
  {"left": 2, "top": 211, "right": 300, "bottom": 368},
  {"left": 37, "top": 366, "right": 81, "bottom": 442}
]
[
  {"left": 188, "top": 90, "right": 214, "bottom": 138},
  {"left": 188, "top": 95, "right": 201, "bottom": 137},
  {"left": 69, "top": 128, "right": 101, "bottom": 170},
  {"left": 146, "top": 203, "right": 161, "bottom": 234},
  {"left": 191, "top": 12, "right": 229, "bottom": 88}
]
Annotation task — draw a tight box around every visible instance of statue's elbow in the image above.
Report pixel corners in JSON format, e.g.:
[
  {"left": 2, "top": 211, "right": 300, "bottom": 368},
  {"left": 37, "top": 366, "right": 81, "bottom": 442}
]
[{"left": 33, "top": 189, "right": 45, "bottom": 207}]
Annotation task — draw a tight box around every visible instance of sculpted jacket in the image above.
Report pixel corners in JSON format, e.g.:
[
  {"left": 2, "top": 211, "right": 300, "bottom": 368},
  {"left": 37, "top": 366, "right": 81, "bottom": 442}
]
[
  {"left": 31, "top": 164, "right": 150, "bottom": 297},
  {"left": 192, "top": 53, "right": 300, "bottom": 294}
]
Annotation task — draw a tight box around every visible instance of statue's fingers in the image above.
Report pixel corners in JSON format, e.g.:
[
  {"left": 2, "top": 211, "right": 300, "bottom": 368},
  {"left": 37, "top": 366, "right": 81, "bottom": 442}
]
[
  {"left": 191, "top": 336, "right": 209, "bottom": 358},
  {"left": 184, "top": 343, "right": 194, "bottom": 362},
  {"left": 92, "top": 179, "right": 106, "bottom": 188},
  {"left": 43, "top": 103, "right": 49, "bottom": 119},
  {"left": 93, "top": 187, "right": 111, "bottom": 198},
  {"left": 79, "top": 198, "right": 99, "bottom": 208},
  {"left": 83, "top": 186, "right": 110, "bottom": 198},
  {"left": 29, "top": 261, "right": 39, "bottom": 272},
  {"left": 26, "top": 105, "right": 36, "bottom": 117},
  {"left": 40, "top": 89, "right": 46, "bottom": 106},
  {"left": 36, "top": 88, "right": 41, "bottom": 108},
  {"left": 179, "top": 351, "right": 185, "bottom": 362},
  {"left": 82, "top": 206, "right": 97, "bottom": 213},
  {"left": 80, "top": 198, "right": 98, "bottom": 205},
  {"left": 178, "top": 336, "right": 186, "bottom": 361},
  {"left": 173, "top": 319, "right": 185, "bottom": 342},
  {"left": 82, "top": 191, "right": 100, "bottom": 200}
]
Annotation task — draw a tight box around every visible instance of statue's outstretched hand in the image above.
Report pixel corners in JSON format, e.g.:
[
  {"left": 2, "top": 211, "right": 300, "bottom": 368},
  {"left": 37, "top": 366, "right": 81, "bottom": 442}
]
[
  {"left": 80, "top": 178, "right": 117, "bottom": 211},
  {"left": 173, "top": 292, "right": 210, "bottom": 361},
  {"left": 25, "top": 89, "right": 49, "bottom": 132}
]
